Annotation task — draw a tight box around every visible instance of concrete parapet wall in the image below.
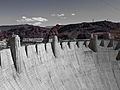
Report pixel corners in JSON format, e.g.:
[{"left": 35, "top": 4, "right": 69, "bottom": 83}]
[{"left": 0, "top": 38, "right": 120, "bottom": 90}]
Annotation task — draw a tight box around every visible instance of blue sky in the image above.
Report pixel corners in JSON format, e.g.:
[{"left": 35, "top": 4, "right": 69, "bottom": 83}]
[{"left": 0, "top": 0, "right": 120, "bottom": 26}]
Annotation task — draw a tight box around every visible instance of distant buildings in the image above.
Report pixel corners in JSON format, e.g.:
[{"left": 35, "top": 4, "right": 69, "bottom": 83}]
[{"left": 22, "top": 38, "right": 44, "bottom": 43}]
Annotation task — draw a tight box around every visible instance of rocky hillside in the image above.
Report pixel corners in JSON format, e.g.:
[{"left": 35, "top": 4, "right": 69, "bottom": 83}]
[
  {"left": 0, "top": 24, "right": 50, "bottom": 40},
  {"left": 0, "top": 20, "right": 120, "bottom": 41},
  {"left": 55, "top": 21, "right": 120, "bottom": 39}
]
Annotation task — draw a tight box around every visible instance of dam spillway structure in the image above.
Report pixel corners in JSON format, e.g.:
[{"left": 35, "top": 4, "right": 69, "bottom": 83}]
[{"left": 0, "top": 34, "right": 120, "bottom": 90}]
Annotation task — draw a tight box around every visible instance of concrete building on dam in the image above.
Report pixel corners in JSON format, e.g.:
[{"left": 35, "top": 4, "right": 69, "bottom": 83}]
[{"left": 0, "top": 34, "right": 120, "bottom": 90}]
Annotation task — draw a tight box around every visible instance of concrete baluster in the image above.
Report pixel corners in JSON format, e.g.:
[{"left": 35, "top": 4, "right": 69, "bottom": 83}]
[{"left": 88, "top": 34, "right": 98, "bottom": 52}]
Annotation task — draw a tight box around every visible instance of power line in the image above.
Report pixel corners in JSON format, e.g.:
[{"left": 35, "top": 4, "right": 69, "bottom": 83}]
[{"left": 101, "top": 0, "right": 120, "bottom": 13}]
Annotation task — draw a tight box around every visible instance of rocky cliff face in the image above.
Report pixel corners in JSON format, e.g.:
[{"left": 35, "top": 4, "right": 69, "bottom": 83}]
[{"left": 0, "top": 35, "right": 120, "bottom": 90}]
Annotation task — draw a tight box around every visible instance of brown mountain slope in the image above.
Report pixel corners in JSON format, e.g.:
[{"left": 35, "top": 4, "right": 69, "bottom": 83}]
[{"left": 0, "top": 20, "right": 120, "bottom": 41}]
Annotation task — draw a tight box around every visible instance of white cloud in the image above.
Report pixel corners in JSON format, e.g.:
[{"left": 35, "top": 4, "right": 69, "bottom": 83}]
[
  {"left": 51, "top": 13, "right": 76, "bottom": 20},
  {"left": 51, "top": 13, "right": 65, "bottom": 17},
  {"left": 57, "top": 14, "right": 65, "bottom": 17},
  {"left": 22, "top": 16, "right": 26, "bottom": 19},
  {"left": 32, "top": 17, "right": 48, "bottom": 22},
  {"left": 71, "top": 13, "right": 75, "bottom": 16},
  {"left": 16, "top": 16, "right": 34, "bottom": 22},
  {"left": 51, "top": 13, "right": 66, "bottom": 20},
  {"left": 33, "top": 22, "right": 42, "bottom": 26},
  {"left": 16, "top": 16, "right": 48, "bottom": 26}
]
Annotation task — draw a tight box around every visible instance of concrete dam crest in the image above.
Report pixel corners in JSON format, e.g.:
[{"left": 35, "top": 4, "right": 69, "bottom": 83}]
[{"left": 0, "top": 34, "right": 120, "bottom": 90}]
